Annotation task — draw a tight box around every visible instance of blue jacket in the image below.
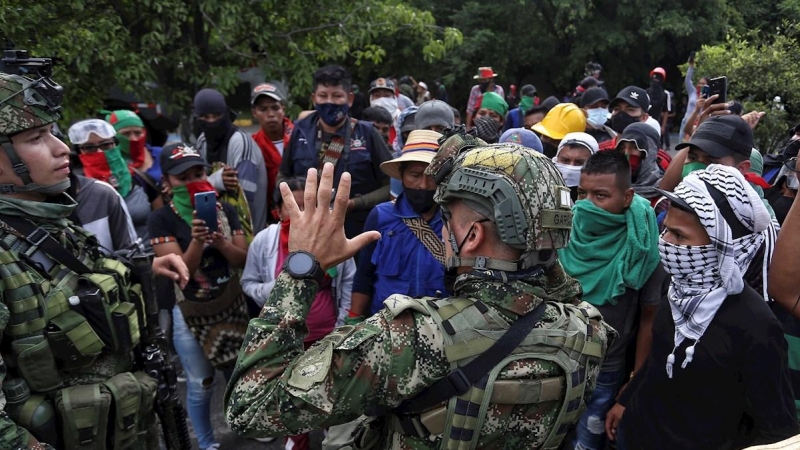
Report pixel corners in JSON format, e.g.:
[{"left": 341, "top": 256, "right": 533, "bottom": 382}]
[
  {"left": 281, "top": 111, "right": 390, "bottom": 197},
  {"left": 353, "top": 194, "right": 448, "bottom": 314},
  {"left": 280, "top": 111, "right": 391, "bottom": 237},
  {"left": 502, "top": 108, "right": 524, "bottom": 132}
]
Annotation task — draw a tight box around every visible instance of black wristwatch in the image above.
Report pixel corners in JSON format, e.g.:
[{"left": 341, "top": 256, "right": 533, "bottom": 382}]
[{"left": 283, "top": 251, "right": 325, "bottom": 285}]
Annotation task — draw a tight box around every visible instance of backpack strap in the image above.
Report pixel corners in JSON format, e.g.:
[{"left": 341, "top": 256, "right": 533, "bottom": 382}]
[{"left": 0, "top": 214, "right": 91, "bottom": 275}]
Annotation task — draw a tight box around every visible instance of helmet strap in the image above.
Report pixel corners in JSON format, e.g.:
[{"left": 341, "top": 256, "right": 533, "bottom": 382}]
[
  {"left": 0, "top": 135, "right": 33, "bottom": 185},
  {"left": 0, "top": 135, "right": 70, "bottom": 195}
]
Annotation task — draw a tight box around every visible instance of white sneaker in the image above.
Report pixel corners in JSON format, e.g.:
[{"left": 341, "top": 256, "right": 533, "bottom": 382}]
[{"left": 253, "top": 437, "right": 276, "bottom": 443}]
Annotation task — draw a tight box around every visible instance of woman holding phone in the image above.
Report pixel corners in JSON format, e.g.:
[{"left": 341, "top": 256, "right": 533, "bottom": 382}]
[{"left": 147, "top": 142, "right": 249, "bottom": 450}]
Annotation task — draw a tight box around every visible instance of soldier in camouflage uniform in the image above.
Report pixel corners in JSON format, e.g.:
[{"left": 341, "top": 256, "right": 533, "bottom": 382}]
[
  {"left": 0, "top": 68, "right": 189, "bottom": 450},
  {"left": 225, "top": 133, "right": 614, "bottom": 449}
]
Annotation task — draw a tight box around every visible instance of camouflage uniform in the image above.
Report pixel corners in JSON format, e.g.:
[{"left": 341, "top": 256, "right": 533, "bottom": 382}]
[
  {"left": 225, "top": 139, "right": 614, "bottom": 449},
  {"left": 0, "top": 71, "right": 160, "bottom": 449}
]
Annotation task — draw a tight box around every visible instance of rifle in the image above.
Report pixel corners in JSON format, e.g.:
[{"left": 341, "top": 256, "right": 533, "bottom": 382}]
[{"left": 130, "top": 252, "right": 192, "bottom": 450}]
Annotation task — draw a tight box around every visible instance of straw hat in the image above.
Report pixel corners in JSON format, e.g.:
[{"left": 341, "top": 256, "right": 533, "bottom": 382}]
[{"left": 380, "top": 130, "right": 443, "bottom": 179}]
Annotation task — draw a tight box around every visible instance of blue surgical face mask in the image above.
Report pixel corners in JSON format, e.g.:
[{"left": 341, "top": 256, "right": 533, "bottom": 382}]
[
  {"left": 586, "top": 108, "right": 609, "bottom": 129},
  {"left": 316, "top": 102, "right": 349, "bottom": 126}
]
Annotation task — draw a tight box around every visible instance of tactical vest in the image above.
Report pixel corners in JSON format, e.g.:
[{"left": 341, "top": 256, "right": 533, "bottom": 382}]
[
  {"left": 362, "top": 295, "right": 606, "bottom": 450},
  {"left": 0, "top": 218, "right": 158, "bottom": 449}
]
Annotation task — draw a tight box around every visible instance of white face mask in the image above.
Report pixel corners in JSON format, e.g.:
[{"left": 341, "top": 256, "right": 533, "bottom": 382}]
[
  {"left": 586, "top": 108, "right": 609, "bottom": 129},
  {"left": 554, "top": 162, "right": 582, "bottom": 187},
  {"left": 371, "top": 96, "right": 398, "bottom": 115}
]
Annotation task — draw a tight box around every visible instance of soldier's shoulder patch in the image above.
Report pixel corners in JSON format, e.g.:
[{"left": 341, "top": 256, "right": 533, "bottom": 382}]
[
  {"left": 383, "top": 294, "right": 431, "bottom": 320},
  {"left": 288, "top": 341, "right": 334, "bottom": 391}
]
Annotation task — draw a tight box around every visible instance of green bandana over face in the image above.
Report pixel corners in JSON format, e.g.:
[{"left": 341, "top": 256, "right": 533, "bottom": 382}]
[
  {"left": 171, "top": 185, "right": 195, "bottom": 227},
  {"left": 558, "top": 196, "right": 661, "bottom": 306},
  {"left": 681, "top": 161, "right": 707, "bottom": 178},
  {"left": 104, "top": 147, "right": 132, "bottom": 197},
  {"left": 519, "top": 96, "right": 534, "bottom": 115}
]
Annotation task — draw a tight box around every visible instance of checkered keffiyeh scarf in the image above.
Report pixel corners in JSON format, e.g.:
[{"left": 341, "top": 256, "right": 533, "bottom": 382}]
[{"left": 659, "top": 164, "right": 772, "bottom": 378}]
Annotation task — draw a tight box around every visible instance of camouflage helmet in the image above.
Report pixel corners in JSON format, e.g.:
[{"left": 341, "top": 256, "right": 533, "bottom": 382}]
[
  {"left": 430, "top": 137, "right": 573, "bottom": 256},
  {"left": 0, "top": 72, "right": 60, "bottom": 137},
  {"left": 0, "top": 71, "right": 66, "bottom": 194}
]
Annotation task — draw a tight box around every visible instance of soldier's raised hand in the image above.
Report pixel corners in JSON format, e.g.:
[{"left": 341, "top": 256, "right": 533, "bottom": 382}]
[{"left": 279, "top": 163, "right": 380, "bottom": 270}]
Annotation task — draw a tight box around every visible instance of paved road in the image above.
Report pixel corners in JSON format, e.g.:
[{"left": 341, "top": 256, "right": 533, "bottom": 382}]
[{"left": 178, "top": 372, "right": 324, "bottom": 450}]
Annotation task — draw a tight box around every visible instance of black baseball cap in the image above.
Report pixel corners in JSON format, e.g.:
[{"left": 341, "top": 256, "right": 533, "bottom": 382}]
[
  {"left": 160, "top": 143, "right": 211, "bottom": 175},
  {"left": 520, "top": 84, "right": 537, "bottom": 97},
  {"left": 369, "top": 77, "right": 396, "bottom": 94},
  {"left": 675, "top": 115, "right": 753, "bottom": 159},
  {"left": 528, "top": 96, "right": 560, "bottom": 115},
  {"left": 580, "top": 87, "right": 610, "bottom": 108},
  {"left": 608, "top": 86, "right": 650, "bottom": 112},
  {"left": 251, "top": 82, "right": 286, "bottom": 106}
]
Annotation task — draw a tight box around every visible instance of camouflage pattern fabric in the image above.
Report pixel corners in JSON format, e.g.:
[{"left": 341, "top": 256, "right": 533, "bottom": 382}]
[
  {"left": 225, "top": 261, "right": 612, "bottom": 449},
  {"left": 0, "top": 73, "right": 59, "bottom": 136},
  {"left": 435, "top": 143, "right": 573, "bottom": 252}
]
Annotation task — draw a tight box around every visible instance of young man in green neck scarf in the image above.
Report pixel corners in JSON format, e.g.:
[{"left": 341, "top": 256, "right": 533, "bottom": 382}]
[{"left": 559, "top": 150, "right": 667, "bottom": 450}]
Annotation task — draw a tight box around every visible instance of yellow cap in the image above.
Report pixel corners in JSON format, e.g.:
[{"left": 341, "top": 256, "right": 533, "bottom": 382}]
[{"left": 531, "top": 103, "right": 587, "bottom": 141}]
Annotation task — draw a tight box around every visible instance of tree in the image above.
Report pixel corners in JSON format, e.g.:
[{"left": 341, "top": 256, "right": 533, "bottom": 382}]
[
  {"left": 692, "top": 22, "right": 800, "bottom": 153},
  {"left": 411, "top": 0, "right": 730, "bottom": 114},
  {"left": 1, "top": 0, "right": 461, "bottom": 123}
]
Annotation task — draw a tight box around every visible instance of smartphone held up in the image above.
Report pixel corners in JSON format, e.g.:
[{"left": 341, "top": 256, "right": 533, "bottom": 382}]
[{"left": 194, "top": 191, "right": 218, "bottom": 233}]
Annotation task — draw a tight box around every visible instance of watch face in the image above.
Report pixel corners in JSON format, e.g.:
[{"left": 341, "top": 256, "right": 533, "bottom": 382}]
[{"left": 288, "top": 252, "right": 315, "bottom": 275}]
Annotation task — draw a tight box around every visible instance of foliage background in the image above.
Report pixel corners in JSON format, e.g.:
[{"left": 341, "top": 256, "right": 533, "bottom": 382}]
[{"left": 2, "top": 0, "right": 799, "bottom": 150}]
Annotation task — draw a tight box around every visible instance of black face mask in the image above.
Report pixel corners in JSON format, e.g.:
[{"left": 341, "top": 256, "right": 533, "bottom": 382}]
[
  {"left": 404, "top": 188, "right": 437, "bottom": 215},
  {"left": 610, "top": 111, "right": 639, "bottom": 134},
  {"left": 479, "top": 81, "right": 490, "bottom": 93},
  {"left": 541, "top": 141, "right": 558, "bottom": 159}
]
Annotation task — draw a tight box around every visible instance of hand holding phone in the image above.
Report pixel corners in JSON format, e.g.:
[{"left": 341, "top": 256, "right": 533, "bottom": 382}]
[
  {"left": 194, "top": 192, "right": 218, "bottom": 234},
  {"left": 707, "top": 76, "right": 727, "bottom": 105}
]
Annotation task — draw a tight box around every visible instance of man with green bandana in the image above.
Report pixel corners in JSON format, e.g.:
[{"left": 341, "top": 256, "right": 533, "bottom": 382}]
[
  {"left": 104, "top": 109, "right": 164, "bottom": 183},
  {"left": 225, "top": 132, "right": 613, "bottom": 449},
  {"left": 503, "top": 84, "right": 537, "bottom": 132},
  {"left": 0, "top": 65, "right": 190, "bottom": 449},
  {"left": 472, "top": 91, "right": 508, "bottom": 130},
  {"left": 559, "top": 150, "right": 666, "bottom": 450}
]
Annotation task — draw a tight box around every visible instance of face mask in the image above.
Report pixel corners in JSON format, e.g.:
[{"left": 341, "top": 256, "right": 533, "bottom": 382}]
[
  {"left": 682, "top": 161, "right": 708, "bottom": 178},
  {"left": 104, "top": 147, "right": 133, "bottom": 197},
  {"left": 610, "top": 111, "right": 638, "bottom": 134},
  {"left": 658, "top": 237, "right": 719, "bottom": 285},
  {"left": 117, "top": 132, "right": 147, "bottom": 166},
  {"left": 554, "top": 162, "right": 582, "bottom": 187},
  {"left": 586, "top": 108, "right": 609, "bottom": 129},
  {"left": 370, "top": 97, "right": 398, "bottom": 116},
  {"left": 541, "top": 141, "right": 558, "bottom": 158},
  {"left": 316, "top": 102, "right": 349, "bottom": 126},
  {"left": 404, "top": 188, "right": 437, "bottom": 215},
  {"left": 479, "top": 81, "right": 490, "bottom": 93},
  {"left": 627, "top": 153, "right": 642, "bottom": 174},
  {"left": 519, "top": 96, "right": 534, "bottom": 115},
  {"left": 198, "top": 117, "right": 229, "bottom": 138},
  {"left": 171, "top": 181, "right": 216, "bottom": 226},
  {"left": 81, "top": 149, "right": 132, "bottom": 197}
]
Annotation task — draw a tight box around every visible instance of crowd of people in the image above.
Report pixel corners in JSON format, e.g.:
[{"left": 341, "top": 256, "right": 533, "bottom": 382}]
[{"left": 4, "top": 49, "right": 800, "bottom": 450}]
